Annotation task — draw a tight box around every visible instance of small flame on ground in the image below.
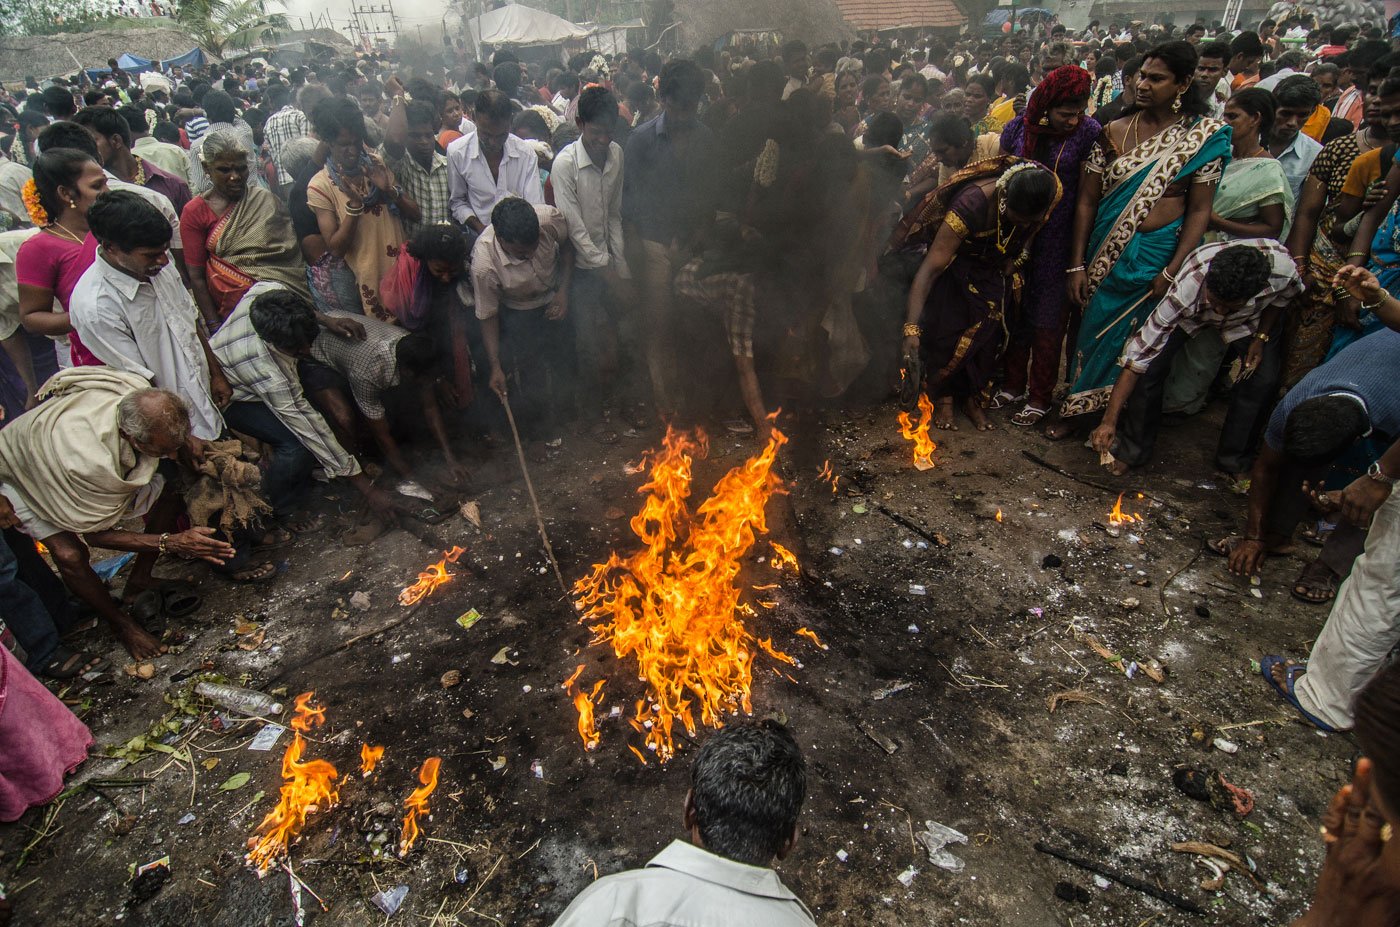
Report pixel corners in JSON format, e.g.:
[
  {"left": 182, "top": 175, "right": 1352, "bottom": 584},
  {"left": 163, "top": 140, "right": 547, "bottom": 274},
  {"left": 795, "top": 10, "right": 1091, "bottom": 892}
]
[
  {"left": 1107, "top": 493, "right": 1144, "bottom": 528},
  {"left": 398, "top": 546, "right": 465, "bottom": 606},
  {"left": 572, "top": 424, "right": 790, "bottom": 763},
  {"left": 246, "top": 693, "right": 340, "bottom": 872},
  {"left": 817, "top": 460, "right": 839, "bottom": 495},
  {"left": 34, "top": 541, "right": 48, "bottom": 556},
  {"left": 398, "top": 757, "right": 442, "bottom": 856},
  {"left": 795, "top": 627, "right": 828, "bottom": 650},
  {"left": 995, "top": 509, "right": 1004, "bottom": 522},
  {"left": 562, "top": 664, "right": 605, "bottom": 751},
  {"left": 897, "top": 394, "right": 937, "bottom": 470},
  {"left": 769, "top": 542, "right": 799, "bottom": 573},
  {"left": 360, "top": 744, "right": 384, "bottom": 777}
]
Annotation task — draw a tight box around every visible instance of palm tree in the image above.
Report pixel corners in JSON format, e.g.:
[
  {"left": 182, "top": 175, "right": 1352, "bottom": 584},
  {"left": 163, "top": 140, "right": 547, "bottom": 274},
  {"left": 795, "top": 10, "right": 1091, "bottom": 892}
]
[{"left": 175, "top": 0, "right": 288, "bottom": 56}]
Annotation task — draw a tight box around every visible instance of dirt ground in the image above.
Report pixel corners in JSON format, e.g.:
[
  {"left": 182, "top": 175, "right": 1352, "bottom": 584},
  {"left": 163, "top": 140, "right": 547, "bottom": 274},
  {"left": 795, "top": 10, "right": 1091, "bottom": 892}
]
[{"left": 0, "top": 401, "right": 1357, "bottom": 927}]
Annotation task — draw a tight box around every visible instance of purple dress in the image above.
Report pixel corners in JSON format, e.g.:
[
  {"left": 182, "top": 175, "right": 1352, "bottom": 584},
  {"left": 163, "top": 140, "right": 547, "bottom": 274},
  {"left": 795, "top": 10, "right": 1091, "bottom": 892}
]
[{"left": 1000, "top": 115, "right": 1103, "bottom": 329}]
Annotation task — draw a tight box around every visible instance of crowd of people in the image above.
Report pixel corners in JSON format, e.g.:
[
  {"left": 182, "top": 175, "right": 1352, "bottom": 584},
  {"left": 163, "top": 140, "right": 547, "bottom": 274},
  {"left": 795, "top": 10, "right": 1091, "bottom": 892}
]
[{"left": 0, "top": 15, "right": 1398, "bottom": 923}]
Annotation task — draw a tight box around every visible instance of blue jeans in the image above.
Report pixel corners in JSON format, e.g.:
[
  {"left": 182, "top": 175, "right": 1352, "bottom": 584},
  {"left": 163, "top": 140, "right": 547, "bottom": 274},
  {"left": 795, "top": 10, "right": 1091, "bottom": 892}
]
[
  {"left": 0, "top": 531, "right": 66, "bottom": 671},
  {"left": 221, "top": 401, "right": 317, "bottom": 522}
]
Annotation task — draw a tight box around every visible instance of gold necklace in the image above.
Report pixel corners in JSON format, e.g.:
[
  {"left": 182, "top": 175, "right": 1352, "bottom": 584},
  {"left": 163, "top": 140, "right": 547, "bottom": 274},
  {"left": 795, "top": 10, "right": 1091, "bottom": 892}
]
[
  {"left": 45, "top": 221, "right": 83, "bottom": 243},
  {"left": 132, "top": 157, "right": 146, "bottom": 186},
  {"left": 994, "top": 192, "right": 1016, "bottom": 254}
]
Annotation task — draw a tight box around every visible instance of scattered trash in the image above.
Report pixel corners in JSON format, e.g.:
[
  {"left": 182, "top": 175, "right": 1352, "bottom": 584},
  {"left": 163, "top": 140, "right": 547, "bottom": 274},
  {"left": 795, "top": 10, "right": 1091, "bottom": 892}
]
[
  {"left": 909, "top": 583, "right": 927, "bottom": 596},
  {"left": 1173, "top": 767, "right": 1212, "bottom": 802},
  {"left": 370, "top": 884, "right": 410, "bottom": 916},
  {"left": 396, "top": 480, "right": 433, "bottom": 501},
  {"left": 202, "top": 757, "right": 220, "bottom": 771},
  {"left": 1171, "top": 841, "right": 1266, "bottom": 891},
  {"left": 871, "top": 681, "right": 913, "bottom": 700},
  {"left": 1141, "top": 659, "right": 1168, "bottom": 684},
  {"left": 123, "top": 662, "right": 156, "bottom": 680},
  {"left": 489, "top": 647, "right": 515, "bottom": 665},
  {"left": 219, "top": 772, "right": 251, "bottom": 791},
  {"left": 177, "top": 813, "right": 196, "bottom": 826},
  {"left": 1029, "top": 607, "right": 1044, "bottom": 618},
  {"left": 859, "top": 722, "right": 898, "bottom": 755},
  {"left": 1046, "top": 689, "right": 1104, "bottom": 713},
  {"left": 1035, "top": 842, "right": 1204, "bottom": 914},
  {"left": 93, "top": 552, "right": 137, "bottom": 582},
  {"left": 196, "top": 682, "right": 283, "bottom": 717},
  {"left": 932, "top": 533, "right": 950, "bottom": 547},
  {"left": 248, "top": 724, "right": 286, "bottom": 752},
  {"left": 456, "top": 609, "right": 483, "bottom": 631},
  {"left": 914, "top": 820, "right": 968, "bottom": 871},
  {"left": 1172, "top": 767, "right": 1255, "bottom": 817},
  {"left": 460, "top": 500, "right": 482, "bottom": 529},
  {"left": 441, "top": 670, "right": 462, "bottom": 688},
  {"left": 127, "top": 856, "right": 171, "bottom": 907},
  {"left": 489, "top": 756, "right": 507, "bottom": 771},
  {"left": 1120, "top": 597, "right": 1140, "bottom": 611},
  {"left": 1054, "top": 881, "right": 1091, "bottom": 903},
  {"left": 1093, "top": 875, "right": 1112, "bottom": 890},
  {"left": 896, "top": 865, "right": 918, "bottom": 887},
  {"left": 1213, "top": 738, "right": 1239, "bottom": 755},
  {"left": 829, "top": 547, "right": 844, "bottom": 556},
  {"left": 1041, "top": 554, "right": 1063, "bottom": 569},
  {"left": 349, "top": 591, "right": 371, "bottom": 610},
  {"left": 236, "top": 629, "right": 267, "bottom": 651},
  {"left": 852, "top": 503, "right": 868, "bottom": 514},
  {"left": 907, "top": 624, "right": 920, "bottom": 633},
  {"left": 836, "top": 849, "right": 849, "bottom": 862},
  {"left": 530, "top": 759, "right": 545, "bottom": 779}
]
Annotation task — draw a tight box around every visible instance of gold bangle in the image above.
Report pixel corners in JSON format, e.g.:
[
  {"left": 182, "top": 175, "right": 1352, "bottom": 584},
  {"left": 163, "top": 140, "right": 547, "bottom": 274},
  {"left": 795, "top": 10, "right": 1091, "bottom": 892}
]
[
  {"left": 1347, "top": 251, "right": 1367, "bottom": 259},
  {"left": 1254, "top": 332, "right": 1270, "bottom": 342},
  {"left": 902, "top": 323, "right": 922, "bottom": 338},
  {"left": 1065, "top": 264, "right": 1086, "bottom": 274},
  {"left": 158, "top": 532, "right": 170, "bottom": 555},
  {"left": 1161, "top": 269, "right": 1177, "bottom": 284}
]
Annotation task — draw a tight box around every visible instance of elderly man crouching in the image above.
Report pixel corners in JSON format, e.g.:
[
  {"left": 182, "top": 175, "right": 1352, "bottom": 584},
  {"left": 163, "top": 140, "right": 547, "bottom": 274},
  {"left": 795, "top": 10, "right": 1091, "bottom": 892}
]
[{"left": 0, "top": 368, "right": 235, "bottom": 659}]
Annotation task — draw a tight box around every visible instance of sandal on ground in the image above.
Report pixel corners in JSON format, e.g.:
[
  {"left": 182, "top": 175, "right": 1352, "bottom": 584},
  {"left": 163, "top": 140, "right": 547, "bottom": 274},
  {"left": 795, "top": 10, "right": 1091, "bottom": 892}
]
[
  {"left": 227, "top": 561, "right": 277, "bottom": 585},
  {"left": 1291, "top": 560, "right": 1339, "bottom": 605},
  {"left": 129, "top": 589, "right": 165, "bottom": 627},
  {"left": 723, "top": 418, "right": 755, "bottom": 435},
  {"left": 61, "top": 617, "right": 100, "bottom": 640},
  {"left": 589, "top": 422, "right": 620, "bottom": 446},
  {"left": 285, "top": 512, "right": 324, "bottom": 534},
  {"left": 161, "top": 582, "right": 203, "bottom": 618},
  {"left": 987, "top": 390, "right": 1025, "bottom": 411},
  {"left": 42, "top": 646, "right": 107, "bottom": 680},
  {"left": 254, "top": 527, "right": 294, "bottom": 552},
  {"left": 1260, "top": 656, "right": 1339, "bottom": 732},
  {"left": 1011, "top": 404, "right": 1049, "bottom": 426}
]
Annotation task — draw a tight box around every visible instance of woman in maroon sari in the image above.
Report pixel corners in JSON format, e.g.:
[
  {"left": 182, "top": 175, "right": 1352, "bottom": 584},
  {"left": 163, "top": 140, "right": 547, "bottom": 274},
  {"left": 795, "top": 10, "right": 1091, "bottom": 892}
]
[
  {"left": 898, "top": 158, "right": 1061, "bottom": 431},
  {"left": 993, "top": 65, "right": 1104, "bottom": 425}
]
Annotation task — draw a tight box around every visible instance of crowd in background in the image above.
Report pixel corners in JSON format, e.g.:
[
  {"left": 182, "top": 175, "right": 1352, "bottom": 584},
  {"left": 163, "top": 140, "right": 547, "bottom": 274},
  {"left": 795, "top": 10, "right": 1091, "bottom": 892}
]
[{"left": 2, "top": 15, "right": 1400, "bottom": 924}]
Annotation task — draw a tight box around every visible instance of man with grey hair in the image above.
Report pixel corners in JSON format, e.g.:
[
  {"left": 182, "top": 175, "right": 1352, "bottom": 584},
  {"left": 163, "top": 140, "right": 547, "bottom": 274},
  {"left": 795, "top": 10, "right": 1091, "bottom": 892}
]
[
  {"left": 551, "top": 720, "right": 814, "bottom": 926},
  {"left": 0, "top": 368, "right": 235, "bottom": 659}
]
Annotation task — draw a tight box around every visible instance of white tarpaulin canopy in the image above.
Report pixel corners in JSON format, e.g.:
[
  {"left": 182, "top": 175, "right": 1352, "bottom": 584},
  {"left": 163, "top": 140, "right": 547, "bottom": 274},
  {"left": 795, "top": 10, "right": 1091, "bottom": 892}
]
[{"left": 468, "top": 4, "right": 592, "bottom": 46}]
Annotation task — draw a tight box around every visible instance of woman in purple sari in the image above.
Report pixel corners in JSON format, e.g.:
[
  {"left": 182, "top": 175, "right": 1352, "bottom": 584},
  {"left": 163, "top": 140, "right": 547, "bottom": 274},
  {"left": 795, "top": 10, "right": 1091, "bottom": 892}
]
[
  {"left": 992, "top": 65, "right": 1104, "bottom": 425},
  {"left": 898, "top": 158, "right": 1061, "bottom": 431}
]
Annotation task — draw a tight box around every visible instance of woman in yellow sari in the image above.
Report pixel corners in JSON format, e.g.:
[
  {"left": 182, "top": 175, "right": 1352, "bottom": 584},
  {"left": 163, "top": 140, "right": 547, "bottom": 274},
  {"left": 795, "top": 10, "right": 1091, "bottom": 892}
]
[{"left": 180, "top": 131, "right": 310, "bottom": 325}]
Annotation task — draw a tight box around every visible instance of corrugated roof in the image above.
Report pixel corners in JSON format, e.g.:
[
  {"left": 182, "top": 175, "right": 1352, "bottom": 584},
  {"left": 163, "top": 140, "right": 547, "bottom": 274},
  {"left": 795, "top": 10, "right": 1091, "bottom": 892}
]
[{"left": 833, "top": 0, "right": 966, "bottom": 31}]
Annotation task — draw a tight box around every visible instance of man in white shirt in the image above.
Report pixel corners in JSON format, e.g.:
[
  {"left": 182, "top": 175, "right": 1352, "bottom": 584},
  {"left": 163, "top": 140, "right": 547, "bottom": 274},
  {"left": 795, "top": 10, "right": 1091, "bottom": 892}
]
[
  {"left": 551, "top": 85, "right": 631, "bottom": 435},
  {"left": 1270, "top": 74, "right": 1325, "bottom": 203},
  {"left": 69, "top": 190, "right": 228, "bottom": 442},
  {"left": 551, "top": 720, "right": 815, "bottom": 927},
  {"left": 447, "top": 89, "right": 543, "bottom": 233}
]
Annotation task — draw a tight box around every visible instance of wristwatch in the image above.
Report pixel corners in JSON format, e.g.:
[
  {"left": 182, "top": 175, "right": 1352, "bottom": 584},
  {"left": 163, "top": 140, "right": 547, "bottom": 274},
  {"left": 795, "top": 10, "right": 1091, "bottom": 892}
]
[{"left": 1368, "top": 461, "right": 1399, "bottom": 486}]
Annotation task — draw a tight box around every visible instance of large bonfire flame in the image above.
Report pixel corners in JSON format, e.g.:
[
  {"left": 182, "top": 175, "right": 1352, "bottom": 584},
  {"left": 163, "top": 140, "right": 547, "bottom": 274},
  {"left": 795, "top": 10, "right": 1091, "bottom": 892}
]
[
  {"left": 246, "top": 693, "right": 340, "bottom": 872},
  {"left": 398, "top": 757, "right": 442, "bottom": 856},
  {"left": 398, "top": 546, "right": 466, "bottom": 606},
  {"left": 897, "top": 394, "right": 937, "bottom": 470},
  {"left": 571, "top": 425, "right": 790, "bottom": 763}
]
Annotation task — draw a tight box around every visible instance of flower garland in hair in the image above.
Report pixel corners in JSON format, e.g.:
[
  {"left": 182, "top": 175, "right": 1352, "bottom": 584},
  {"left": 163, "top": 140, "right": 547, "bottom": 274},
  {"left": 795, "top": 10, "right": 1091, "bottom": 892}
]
[{"left": 20, "top": 178, "right": 46, "bottom": 227}]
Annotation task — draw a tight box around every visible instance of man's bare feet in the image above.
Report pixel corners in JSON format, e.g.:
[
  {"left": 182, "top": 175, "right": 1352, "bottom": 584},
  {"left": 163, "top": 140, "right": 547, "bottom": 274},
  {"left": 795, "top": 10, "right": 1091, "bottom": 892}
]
[
  {"left": 963, "top": 398, "right": 994, "bottom": 431},
  {"left": 1044, "top": 417, "right": 1074, "bottom": 440},
  {"left": 114, "top": 619, "right": 166, "bottom": 661},
  {"left": 934, "top": 397, "right": 957, "bottom": 431},
  {"left": 1107, "top": 459, "right": 1130, "bottom": 476}
]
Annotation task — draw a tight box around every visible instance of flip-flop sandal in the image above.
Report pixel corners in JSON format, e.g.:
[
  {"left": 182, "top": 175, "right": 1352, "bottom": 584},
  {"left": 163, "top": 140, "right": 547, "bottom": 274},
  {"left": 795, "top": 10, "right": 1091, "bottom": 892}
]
[
  {"left": 1260, "top": 656, "right": 1339, "bottom": 732},
  {"left": 589, "top": 422, "right": 620, "bottom": 446},
  {"left": 254, "top": 528, "right": 294, "bottom": 552},
  {"left": 987, "top": 391, "right": 1025, "bottom": 411},
  {"left": 161, "top": 583, "right": 203, "bottom": 618},
  {"left": 42, "top": 646, "right": 107, "bottom": 680},
  {"left": 227, "top": 561, "right": 277, "bottom": 585},
  {"left": 286, "top": 512, "right": 325, "bottom": 535},
  {"left": 129, "top": 589, "right": 165, "bottom": 628},
  {"left": 61, "top": 617, "right": 100, "bottom": 640},
  {"left": 1290, "top": 560, "right": 1339, "bottom": 605},
  {"left": 1011, "top": 405, "right": 1048, "bottom": 426}
]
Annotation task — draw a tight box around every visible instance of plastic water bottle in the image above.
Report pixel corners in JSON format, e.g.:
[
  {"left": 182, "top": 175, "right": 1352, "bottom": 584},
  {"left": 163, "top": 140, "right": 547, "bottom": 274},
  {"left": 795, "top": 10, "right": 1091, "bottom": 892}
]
[{"left": 195, "top": 682, "right": 283, "bottom": 717}]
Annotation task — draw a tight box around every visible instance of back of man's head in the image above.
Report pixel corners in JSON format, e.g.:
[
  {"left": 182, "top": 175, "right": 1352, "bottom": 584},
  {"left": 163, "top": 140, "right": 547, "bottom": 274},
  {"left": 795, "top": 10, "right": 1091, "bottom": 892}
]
[
  {"left": 42, "top": 85, "right": 76, "bottom": 118},
  {"left": 491, "top": 197, "right": 540, "bottom": 246},
  {"left": 37, "top": 121, "right": 100, "bottom": 159},
  {"left": 250, "top": 288, "right": 319, "bottom": 354},
  {"left": 1203, "top": 245, "right": 1271, "bottom": 302},
  {"left": 687, "top": 720, "right": 806, "bottom": 867},
  {"left": 88, "top": 190, "right": 169, "bottom": 252},
  {"left": 1283, "top": 394, "right": 1370, "bottom": 463}
]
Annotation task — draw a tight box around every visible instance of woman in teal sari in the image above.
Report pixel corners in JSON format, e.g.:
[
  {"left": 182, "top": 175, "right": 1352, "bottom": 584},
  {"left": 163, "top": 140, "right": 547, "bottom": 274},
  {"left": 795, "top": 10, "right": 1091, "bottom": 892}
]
[{"left": 1046, "top": 41, "right": 1232, "bottom": 436}]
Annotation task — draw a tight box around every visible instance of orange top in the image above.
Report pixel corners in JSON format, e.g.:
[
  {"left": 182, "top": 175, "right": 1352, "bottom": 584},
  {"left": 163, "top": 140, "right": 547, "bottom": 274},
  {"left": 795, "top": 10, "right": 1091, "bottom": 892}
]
[{"left": 1302, "top": 104, "right": 1332, "bottom": 143}]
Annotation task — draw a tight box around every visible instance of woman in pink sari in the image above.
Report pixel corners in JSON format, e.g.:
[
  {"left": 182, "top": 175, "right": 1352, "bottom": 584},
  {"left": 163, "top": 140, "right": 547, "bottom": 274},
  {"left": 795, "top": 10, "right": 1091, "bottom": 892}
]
[{"left": 0, "top": 626, "right": 92, "bottom": 823}]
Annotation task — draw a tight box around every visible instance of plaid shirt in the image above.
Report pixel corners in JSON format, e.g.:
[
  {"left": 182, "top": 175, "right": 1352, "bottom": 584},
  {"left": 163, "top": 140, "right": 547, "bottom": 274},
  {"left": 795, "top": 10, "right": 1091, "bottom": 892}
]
[
  {"left": 263, "top": 105, "right": 309, "bottom": 186},
  {"left": 1120, "top": 239, "right": 1302, "bottom": 373},
  {"left": 674, "top": 257, "right": 757, "bottom": 359},
  {"left": 208, "top": 283, "right": 360, "bottom": 478},
  {"left": 380, "top": 145, "right": 451, "bottom": 237},
  {"left": 310, "top": 310, "right": 407, "bottom": 419}
]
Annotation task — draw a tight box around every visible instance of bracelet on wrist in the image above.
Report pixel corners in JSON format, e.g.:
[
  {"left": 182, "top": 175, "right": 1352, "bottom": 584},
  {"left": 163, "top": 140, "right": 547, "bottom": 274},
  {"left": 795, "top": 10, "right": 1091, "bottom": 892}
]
[
  {"left": 1362, "top": 299, "right": 1384, "bottom": 311},
  {"left": 158, "top": 532, "right": 170, "bottom": 555},
  {"left": 902, "top": 322, "right": 923, "bottom": 338},
  {"left": 1161, "top": 268, "right": 1176, "bottom": 284},
  {"left": 1065, "top": 264, "right": 1086, "bottom": 274},
  {"left": 1347, "top": 250, "right": 1368, "bottom": 259},
  {"left": 1254, "top": 331, "right": 1270, "bottom": 342}
]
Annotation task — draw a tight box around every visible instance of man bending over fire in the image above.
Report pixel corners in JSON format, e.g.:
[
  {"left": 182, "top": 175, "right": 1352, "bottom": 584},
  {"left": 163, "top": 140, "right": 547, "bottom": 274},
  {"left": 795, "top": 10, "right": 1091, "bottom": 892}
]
[{"left": 550, "top": 720, "right": 816, "bottom": 926}]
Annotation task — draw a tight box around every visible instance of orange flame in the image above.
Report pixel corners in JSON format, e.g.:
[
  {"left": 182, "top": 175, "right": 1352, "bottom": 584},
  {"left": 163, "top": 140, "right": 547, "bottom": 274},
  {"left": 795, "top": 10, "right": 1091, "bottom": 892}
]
[
  {"left": 34, "top": 541, "right": 48, "bottom": 556},
  {"left": 572, "top": 425, "right": 790, "bottom": 763},
  {"left": 562, "top": 664, "right": 605, "bottom": 751},
  {"left": 769, "top": 542, "right": 799, "bottom": 573},
  {"left": 995, "top": 508, "right": 1004, "bottom": 522},
  {"left": 795, "top": 627, "right": 828, "bottom": 650},
  {"left": 398, "top": 546, "right": 465, "bottom": 606},
  {"left": 817, "top": 460, "right": 839, "bottom": 495},
  {"left": 246, "top": 693, "right": 340, "bottom": 872},
  {"left": 360, "top": 744, "right": 384, "bottom": 777},
  {"left": 1107, "top": 493, "right": 1144, "bottom": 528},
  {"left": 897, "top": 394, "right": 937, "bottom": 470},
  {"left": 398, "top": 756, "right": 442, "bottom": 856}
]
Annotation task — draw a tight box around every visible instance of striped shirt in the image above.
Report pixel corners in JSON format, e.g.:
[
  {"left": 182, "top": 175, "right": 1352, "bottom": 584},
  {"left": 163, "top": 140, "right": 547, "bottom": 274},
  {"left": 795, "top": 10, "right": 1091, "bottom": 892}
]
[
  {"left": 1120, "top": 239, "right": 1301, "bottom": 373},
  {"left": 310, "top": 310, "right": 407, "bottom": 419},
  {"left": 1265, "top": 329, "right": 1400, "bottom": 451},
  {"left": 379, "top": 145, "right": 451, "bottom": 237},
  {"left": 208, "top": 283, "right": 360, "bottom": 478},
  {"left": 263, "top": 105, "right": 308, "bottom": 186}
]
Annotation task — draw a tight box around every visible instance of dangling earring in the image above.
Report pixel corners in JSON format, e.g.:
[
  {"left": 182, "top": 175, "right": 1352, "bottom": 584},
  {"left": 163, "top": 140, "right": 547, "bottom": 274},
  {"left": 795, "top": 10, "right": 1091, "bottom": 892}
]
[
  {"left": 998, "top": 193, "right": 1007, "bottom": 215},
  {"left": 1038, "top": 116, "right": 1049, "bottom": 126},
  {"left": 67, "top": 198, "right": 77, "bottom": 209},
  {"left": 1172, "top": 90, "right": 1183, "bottom": 113}
]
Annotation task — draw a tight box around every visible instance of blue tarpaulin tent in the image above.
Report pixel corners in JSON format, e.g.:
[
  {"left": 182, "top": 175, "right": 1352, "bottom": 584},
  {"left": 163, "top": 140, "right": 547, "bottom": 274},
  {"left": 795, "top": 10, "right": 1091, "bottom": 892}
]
[
  {"left": 83, "top": 47, "right": 206, "bottom": 81},
  {"left": 160, "top": 47, "right": 208, "bottom": 70}
]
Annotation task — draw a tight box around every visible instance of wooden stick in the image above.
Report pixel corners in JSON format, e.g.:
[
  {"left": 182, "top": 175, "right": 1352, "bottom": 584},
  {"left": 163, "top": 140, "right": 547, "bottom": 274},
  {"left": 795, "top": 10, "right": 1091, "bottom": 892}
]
[
  {"left": 1034, "top": 841, "right": 1204, "bottom": 914},
  {"left": 499, "top": 395, "right": 568, "bottom": 597}
]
